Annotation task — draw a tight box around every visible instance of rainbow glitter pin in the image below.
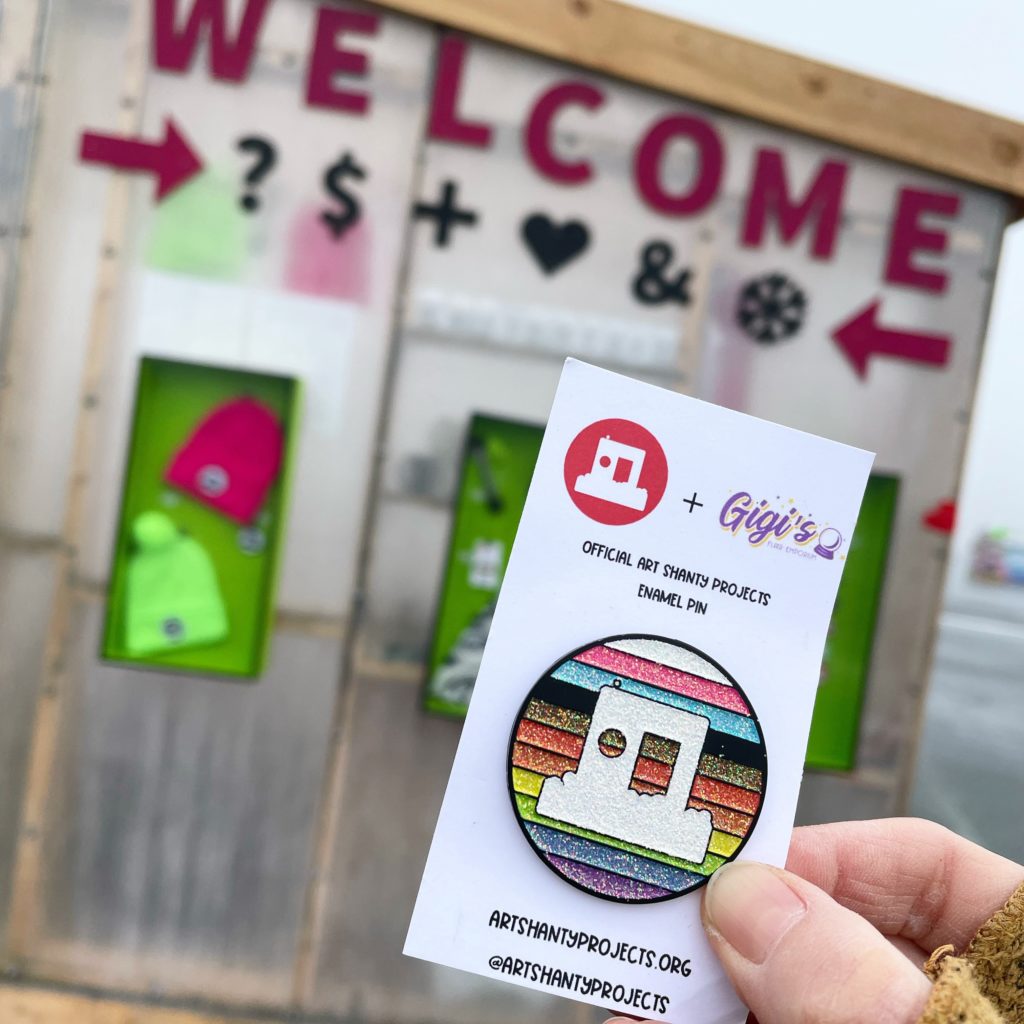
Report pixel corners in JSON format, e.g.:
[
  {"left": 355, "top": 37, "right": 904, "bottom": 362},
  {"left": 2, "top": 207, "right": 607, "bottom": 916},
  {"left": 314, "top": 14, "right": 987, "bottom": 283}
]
[{"left": 507, "top": 634, "right": 767, "bottom": 904}]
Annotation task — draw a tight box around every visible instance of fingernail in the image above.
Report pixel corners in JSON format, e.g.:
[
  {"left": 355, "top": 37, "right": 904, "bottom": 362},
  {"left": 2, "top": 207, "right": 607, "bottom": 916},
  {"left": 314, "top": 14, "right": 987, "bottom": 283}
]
[{"left": 703, "top": 862, "right": 806, "bottom": 965}]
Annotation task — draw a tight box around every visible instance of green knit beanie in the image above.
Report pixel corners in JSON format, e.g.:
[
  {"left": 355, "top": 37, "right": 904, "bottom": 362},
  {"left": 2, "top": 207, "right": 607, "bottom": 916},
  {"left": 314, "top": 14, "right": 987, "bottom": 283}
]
[{"left": 125, "top": 511, "right": 229, "bottom": 655}]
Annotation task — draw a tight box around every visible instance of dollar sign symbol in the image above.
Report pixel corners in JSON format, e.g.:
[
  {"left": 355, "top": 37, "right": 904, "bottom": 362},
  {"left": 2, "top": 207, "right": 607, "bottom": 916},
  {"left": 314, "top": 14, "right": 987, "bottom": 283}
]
[{"left": 321, "top": 151, "right": 367, "bottom": 239}]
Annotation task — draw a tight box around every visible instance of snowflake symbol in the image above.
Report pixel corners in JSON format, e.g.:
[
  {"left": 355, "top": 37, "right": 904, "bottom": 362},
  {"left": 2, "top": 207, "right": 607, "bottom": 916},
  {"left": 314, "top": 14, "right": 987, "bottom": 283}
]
[{"left": 736, "top": 272, "right": 807, "bottom": 344}]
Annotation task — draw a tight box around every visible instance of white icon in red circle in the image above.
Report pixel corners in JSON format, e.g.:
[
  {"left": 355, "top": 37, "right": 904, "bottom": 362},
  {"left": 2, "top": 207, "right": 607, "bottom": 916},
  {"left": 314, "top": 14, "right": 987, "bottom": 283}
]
[{"left": 563, "top": 419, "right": 668, "bottom": 525}]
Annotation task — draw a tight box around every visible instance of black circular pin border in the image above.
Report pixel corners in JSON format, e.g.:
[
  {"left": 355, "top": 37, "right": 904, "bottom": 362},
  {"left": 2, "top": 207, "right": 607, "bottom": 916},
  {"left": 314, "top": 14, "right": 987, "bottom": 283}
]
[{"left": 505, "top": 632, "right": 769, "bottom": 905}]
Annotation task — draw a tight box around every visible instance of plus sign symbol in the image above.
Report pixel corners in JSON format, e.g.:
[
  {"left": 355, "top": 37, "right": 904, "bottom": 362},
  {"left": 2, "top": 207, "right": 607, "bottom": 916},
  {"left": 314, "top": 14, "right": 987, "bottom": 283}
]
[{"left": 413, "top": 179, "right": 479, "bottom": 248}]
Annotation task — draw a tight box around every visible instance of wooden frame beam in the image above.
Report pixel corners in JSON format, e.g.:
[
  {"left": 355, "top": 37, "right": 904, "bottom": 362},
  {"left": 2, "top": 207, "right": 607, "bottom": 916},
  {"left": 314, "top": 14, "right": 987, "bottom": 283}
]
[{"left": 375, "top": 0, "right": 1024, "bottom": 198}]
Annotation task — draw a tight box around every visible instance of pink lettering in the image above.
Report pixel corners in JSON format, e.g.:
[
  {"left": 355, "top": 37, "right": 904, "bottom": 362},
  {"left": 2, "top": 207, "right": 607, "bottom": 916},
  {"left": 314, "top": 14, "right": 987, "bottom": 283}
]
[
  {"left": 634, "top": 114, "right": 724, "bottom": 215},
  {"left": 524, "top": 81, "right": 605, "bottom": 183},
  {"left": 305, "top": 6, "right": 379, "bottom": 115}
]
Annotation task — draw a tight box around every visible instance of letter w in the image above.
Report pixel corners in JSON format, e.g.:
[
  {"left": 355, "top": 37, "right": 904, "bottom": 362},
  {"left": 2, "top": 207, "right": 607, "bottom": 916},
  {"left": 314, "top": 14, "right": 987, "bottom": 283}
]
[{"left": 153, "top": 0, "right": 272, "bottom": 82}]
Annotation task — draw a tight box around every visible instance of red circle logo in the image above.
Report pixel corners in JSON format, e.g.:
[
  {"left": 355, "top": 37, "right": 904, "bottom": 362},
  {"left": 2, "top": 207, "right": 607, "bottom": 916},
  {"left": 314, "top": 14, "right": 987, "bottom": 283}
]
[{"left": 563, "top": 418, "right": 668, "bottom": 525}]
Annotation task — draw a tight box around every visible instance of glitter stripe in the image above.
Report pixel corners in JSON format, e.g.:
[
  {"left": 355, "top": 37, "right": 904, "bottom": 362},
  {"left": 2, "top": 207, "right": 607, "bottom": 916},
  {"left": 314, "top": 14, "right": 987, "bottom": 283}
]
[
  {"left": 606, "top": 638, "right": 733, "bottom": 687},
  {"left": 551, "top": 660, "right": 761, "bottom": 743},
  {"left": 632, "top": 755, "right": 672, "bottom": 788},
  {"left": 577, "top": 646, "right": 751, "bottom": 715},
  {"left": 709, "top": 831, "right": 742, "bottom": 857},
  {"left": 544, "top": 854, "right": 673, "bottom": 901},
  {"left": 631, "top": 778, "right": 667, "bottom": 796},
  {"left": 512, "top": 741, "right": 578, "bottom": 777},
  {"left": 514, "top": 792, "right": 726, "bottom": 875},
  {"left": 525, "top": 823, "right": 704, "bottom": 891},
  {"left": 599, "top": 731, "right": 627, "bottom": 753},
  {"left": 639, "top": 734, "right": 679, "bottom": 765},
  {"left": 525, "top": 699, "right": 591, "bottom": 736},
  {"left": 511, "top": 767, "right": 545, "bottom": 798},
  {"left": 688, "top": 798, "right": 753, "bottom": 837},
  {"left": 630, "top": 759, "right": 760, "bottom": 816},
  {"left": 691, "top": 775, "right": 762, "bottom": 815},
  {"left": 699, "top": 752, "right": 764, "bottom": 792},
  {"left": 516, "top": 719, "right": 585, "bottom": 759}
]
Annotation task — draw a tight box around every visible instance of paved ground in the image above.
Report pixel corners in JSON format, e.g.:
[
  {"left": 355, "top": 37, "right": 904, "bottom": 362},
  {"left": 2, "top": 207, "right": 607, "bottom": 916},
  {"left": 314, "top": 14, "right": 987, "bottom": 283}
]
[{"left": 910, "top": 612, "right": 1024, "bottom": 862}]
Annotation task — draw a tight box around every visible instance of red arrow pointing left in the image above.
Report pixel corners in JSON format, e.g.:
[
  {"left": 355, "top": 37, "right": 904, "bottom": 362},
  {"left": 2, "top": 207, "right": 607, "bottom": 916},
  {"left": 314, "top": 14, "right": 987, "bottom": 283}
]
[
  {"left": 79, "top": 117, "right": 203, "bottom": 201},
  {"left": 832, "top": 299, "right": 951, "bottom": 379}
]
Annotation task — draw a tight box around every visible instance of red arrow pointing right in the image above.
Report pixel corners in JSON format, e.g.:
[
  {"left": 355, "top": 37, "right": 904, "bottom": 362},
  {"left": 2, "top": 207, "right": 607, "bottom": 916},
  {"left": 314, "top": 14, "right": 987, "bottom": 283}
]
[
  {"left": 832, "top": 300, "right": 951, "bottom": 379},
  {"left": 79, "top": 117, "right": 203, "bottom": 201}
]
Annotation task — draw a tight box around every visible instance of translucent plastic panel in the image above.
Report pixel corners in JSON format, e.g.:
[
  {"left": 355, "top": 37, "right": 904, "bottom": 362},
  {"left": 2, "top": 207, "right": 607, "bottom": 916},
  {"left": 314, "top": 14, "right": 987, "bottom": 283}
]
[
  {"left": 0, "top": 547, "right": 59, "bottom": 941},
  {"left": 30, "top": 596, "right": 338, "bottom": 1004}
]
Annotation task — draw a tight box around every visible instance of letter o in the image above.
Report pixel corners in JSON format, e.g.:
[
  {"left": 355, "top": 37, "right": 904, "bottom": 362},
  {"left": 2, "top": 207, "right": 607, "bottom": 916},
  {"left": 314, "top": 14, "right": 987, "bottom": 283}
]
[{"left": 634, "top": 114, "right": 724, "bottom": 215}]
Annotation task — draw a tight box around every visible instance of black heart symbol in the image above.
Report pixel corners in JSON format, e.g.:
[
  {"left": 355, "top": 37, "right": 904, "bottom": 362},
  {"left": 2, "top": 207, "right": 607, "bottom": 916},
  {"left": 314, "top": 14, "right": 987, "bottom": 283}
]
[{"left": 521, "top": 213, "right": 590, "bottom": 275}]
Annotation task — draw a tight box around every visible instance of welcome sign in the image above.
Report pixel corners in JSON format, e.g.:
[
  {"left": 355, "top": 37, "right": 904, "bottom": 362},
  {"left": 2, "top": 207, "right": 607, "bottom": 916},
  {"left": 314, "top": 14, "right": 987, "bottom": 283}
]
[{"left": 79, "top": 0, "right": 981, "bottom": 383}]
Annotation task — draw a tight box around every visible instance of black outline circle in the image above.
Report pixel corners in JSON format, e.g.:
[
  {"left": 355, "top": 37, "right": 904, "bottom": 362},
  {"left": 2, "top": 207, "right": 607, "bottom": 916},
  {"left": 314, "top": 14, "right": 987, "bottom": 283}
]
[{"left": 506, "top": 632, "right": 768, "bottom": 904}]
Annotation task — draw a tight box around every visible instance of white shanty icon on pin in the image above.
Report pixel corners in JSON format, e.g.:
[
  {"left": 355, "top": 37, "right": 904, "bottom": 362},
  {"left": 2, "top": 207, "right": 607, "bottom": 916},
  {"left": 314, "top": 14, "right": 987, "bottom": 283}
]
[
  {"left": 574, "top": 436, "right": 649, "bottom": 511},
  {"left": 536, "top": 686, "right": 713, "bottom": 862}
]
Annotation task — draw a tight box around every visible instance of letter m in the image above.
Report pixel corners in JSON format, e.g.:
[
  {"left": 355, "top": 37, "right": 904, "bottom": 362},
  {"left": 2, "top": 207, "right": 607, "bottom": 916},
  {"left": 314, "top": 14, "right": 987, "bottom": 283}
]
[
  {"left": 152, "top": 0, "right": 272, "bottom": 82},
  {"left": 742, "top": 148, "right": 848, "bottom": 260}
]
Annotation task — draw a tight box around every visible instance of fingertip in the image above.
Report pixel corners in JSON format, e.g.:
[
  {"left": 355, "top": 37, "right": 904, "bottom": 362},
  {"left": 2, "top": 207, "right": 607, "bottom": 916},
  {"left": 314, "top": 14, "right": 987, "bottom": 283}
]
[
  {"left": 702, "top": 861, "right": 806, "bottom": 965},
  {"left": 702, "top": 863, "right": 931, "bottom": 1024}
]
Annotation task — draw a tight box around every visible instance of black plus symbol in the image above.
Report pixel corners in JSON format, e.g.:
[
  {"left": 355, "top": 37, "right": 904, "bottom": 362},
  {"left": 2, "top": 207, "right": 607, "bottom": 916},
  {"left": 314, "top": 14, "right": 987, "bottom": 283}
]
[
  {"left": 413, "top": 179, "right": 478, "bottom": 248},
  {"left": 683, "top": 491, "right": 703, "bottom": 514}
]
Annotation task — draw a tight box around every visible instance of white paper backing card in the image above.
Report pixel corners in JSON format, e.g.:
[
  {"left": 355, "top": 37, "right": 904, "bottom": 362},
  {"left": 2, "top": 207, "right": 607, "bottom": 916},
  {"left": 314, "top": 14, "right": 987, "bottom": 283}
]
[{"left": 405, "top": 360, "right": 874, "bottom": 1023}]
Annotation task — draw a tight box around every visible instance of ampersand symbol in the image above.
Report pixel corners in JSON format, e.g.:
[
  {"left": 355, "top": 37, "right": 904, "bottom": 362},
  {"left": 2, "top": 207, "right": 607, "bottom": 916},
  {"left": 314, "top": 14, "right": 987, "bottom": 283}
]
[{"left": 631, "top": 240, "right": 692, "bottom": 306}]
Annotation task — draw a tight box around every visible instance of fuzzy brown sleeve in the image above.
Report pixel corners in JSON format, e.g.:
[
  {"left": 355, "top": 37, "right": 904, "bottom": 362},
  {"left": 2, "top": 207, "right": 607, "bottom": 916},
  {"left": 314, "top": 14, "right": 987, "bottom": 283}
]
[
  {"left": 964, "top": 883, "right": 1024, "bottom": 1021},
  {"left": 918, "top": 883, "right": 1024, "bottom": 1024}
]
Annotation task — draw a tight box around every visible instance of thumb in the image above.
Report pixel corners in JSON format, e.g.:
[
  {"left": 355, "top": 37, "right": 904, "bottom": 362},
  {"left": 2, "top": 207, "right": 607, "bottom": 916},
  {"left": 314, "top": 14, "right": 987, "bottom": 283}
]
[{"left": 702, "top": 861, "right": 932, "bottom": 1024}]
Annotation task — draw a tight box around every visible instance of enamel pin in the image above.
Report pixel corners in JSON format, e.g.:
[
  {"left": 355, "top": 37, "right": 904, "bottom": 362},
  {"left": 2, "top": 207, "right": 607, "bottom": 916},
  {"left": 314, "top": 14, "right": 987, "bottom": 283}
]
[{"left": 508, "top": 634, "right": 766, "bottom": 903}]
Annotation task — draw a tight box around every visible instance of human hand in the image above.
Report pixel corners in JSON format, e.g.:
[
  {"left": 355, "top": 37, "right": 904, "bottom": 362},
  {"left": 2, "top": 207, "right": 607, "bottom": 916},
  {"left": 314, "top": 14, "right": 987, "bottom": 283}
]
[{"left": 699, "top": 818, "right": 1024, "bottom": 1024}]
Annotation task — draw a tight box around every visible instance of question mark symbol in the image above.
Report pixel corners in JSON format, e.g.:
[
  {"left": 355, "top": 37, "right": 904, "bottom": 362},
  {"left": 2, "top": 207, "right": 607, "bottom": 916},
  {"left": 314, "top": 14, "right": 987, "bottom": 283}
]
[{"left": 236, "top": 136, "right": 277, "bottom": 212}]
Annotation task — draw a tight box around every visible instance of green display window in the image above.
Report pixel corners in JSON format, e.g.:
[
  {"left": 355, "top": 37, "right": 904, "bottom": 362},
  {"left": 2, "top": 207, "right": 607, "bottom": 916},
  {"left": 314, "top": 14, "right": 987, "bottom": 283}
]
[
  {"left": 805, "top": 474, "right": 899, "bottom": 771},
  {"left": 102, "top": 357, "right": 300, "bottom": 678},
  {"left": 424, "top": 414, "right": 544, "bottom": 717}
]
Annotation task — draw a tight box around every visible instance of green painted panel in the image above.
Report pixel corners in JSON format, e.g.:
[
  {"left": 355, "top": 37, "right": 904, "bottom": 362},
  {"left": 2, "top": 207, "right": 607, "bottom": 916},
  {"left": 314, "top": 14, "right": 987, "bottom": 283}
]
[
  {"left": 424, "top": 415, "right": 543, "bottom": 716},
  {"left": 805, "top": 474, "right": 899, "bottom": 771},
  {"left": 102, "top": 357, "right": 300, "bottom": 678}
]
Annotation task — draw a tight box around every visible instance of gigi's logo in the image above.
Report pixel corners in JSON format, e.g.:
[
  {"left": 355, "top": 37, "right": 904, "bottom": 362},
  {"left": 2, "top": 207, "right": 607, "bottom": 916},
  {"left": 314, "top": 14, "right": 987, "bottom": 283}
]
[{"left": 719, "top": 492, "right": 844, "bottom": 560}]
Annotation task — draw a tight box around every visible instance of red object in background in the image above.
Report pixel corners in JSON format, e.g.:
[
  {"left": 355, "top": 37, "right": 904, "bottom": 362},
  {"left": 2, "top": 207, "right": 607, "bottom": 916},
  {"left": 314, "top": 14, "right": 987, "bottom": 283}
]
[
  {"left": 634, "top": 114, "right": 724, "bottom": 215},
  {"left": 152, "top": 0, "right": 271, "bottom": 82},
  {"left": 741, "top": 149, "right": 848, "bottom": 260},
  {"left": 524, "top": 81, "right": 606, "bottom": 183},
  {"left": 305, "top": 6, "right": 379, "bottom": 114},
  {"left": 79, "top": 118, "right": 203, "bottom": 200},
  {"left": 428, "top": 34, "right": 494, "bottom": 147},
  {"left": 832, "top": 300, "right": 951, "bottom": 378},
  {"left": 923, "top": 499, "right": 956, "bottom": 533},
  {"left": 884, "top": 186, "right": 961, "bottom": 294}
]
